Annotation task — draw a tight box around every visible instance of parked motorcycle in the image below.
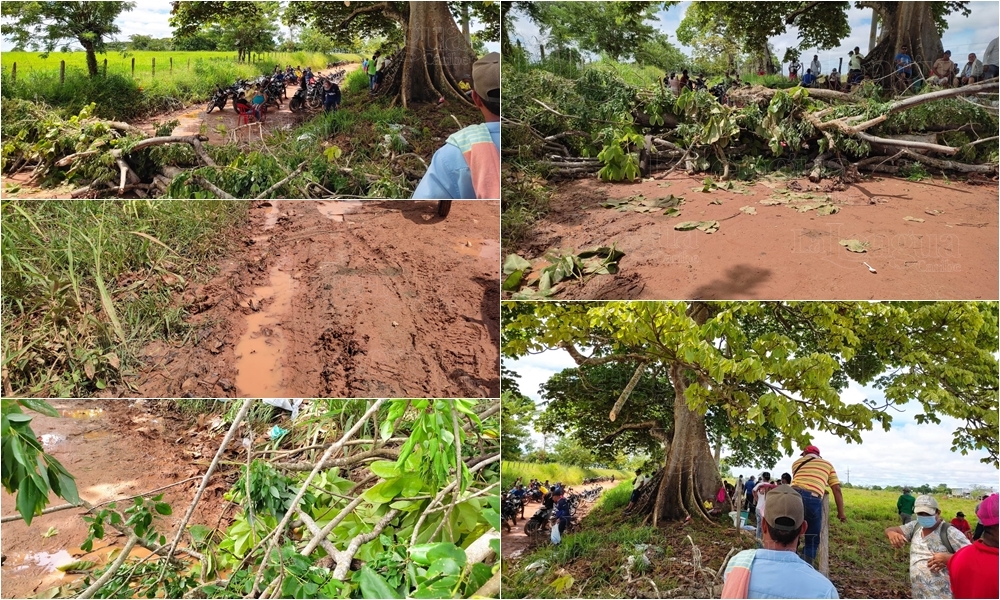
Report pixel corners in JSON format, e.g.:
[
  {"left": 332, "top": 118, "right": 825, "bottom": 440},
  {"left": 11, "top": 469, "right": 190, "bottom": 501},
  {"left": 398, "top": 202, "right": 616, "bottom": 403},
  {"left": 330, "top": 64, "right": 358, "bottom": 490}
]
[
  {"left": 206, "top": 85, "right": 229, "bottom": 113},
  {"left": 523, "top": 507, "right": 551, "bottom": 536}
]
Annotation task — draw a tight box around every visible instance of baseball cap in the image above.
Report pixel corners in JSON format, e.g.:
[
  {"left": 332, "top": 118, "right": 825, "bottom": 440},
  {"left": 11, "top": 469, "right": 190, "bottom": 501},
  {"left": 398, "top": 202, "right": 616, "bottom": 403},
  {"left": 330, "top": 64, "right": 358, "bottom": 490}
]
[
  {"left": 472, "top": 52, "right": 500, "bottom": 102},
  {"left": 956, "top": 511, "right": 965, "bottom": 518},
  {"left": 802, "top": 445, "right": 821, "bottom": 456},
  {"left": 914, "top": 495, "right": 939, "bottom": 515},
  {"left": 976, "top": 493, "right": 998, "bottom": 526},
  {"left": 764, "top": 485, "right": 805, "bottom": 533}
]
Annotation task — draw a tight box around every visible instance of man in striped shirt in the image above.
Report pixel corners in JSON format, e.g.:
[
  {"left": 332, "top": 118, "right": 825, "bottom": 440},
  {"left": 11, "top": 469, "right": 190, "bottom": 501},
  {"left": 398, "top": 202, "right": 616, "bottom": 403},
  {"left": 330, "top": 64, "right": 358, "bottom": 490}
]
[{"left": 790, "top": 445, "right": 847, "bottom": 567}]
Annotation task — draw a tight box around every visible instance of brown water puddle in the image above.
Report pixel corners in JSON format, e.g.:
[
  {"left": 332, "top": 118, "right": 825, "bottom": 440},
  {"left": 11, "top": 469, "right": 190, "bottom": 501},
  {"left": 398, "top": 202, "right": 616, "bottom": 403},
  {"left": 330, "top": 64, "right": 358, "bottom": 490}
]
[
  {"left": 263, "top": 204, "right": 281, "bottom": 230},
  {"left": 454, "top": 238, "right": 501, "bottom": 264},
  {"left": 316, "top": 200, "right": 363, "bottom": 222},
  {"left": 233, "top": 265, "right": 298, "bottom": 397}
]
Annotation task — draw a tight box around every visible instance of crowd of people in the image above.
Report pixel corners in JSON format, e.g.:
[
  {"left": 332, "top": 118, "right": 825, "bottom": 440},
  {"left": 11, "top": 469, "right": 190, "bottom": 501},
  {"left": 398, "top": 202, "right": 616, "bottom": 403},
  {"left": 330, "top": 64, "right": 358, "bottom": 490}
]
[
  {"left": 787, "top": 37, "right": 998, "bottom": 95},
  {"left": 721, "top": 445, "right": 998, "bottom": 599}
]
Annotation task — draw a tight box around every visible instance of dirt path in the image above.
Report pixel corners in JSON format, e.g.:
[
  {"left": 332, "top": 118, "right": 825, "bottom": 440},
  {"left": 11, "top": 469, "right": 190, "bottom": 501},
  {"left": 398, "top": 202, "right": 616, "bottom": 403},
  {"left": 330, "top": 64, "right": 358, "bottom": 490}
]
[
  {"left": 514, "top": 174, "right": 998, "bottom": 300},
  {"left": 0, "top": 401, "right": 232, "bottom": 599},
  {"left": 502, "top": 480, "right": 622, "bottom": 560},
  {"left": 123, "top": 200, "right": 500, "bottom": 399}
]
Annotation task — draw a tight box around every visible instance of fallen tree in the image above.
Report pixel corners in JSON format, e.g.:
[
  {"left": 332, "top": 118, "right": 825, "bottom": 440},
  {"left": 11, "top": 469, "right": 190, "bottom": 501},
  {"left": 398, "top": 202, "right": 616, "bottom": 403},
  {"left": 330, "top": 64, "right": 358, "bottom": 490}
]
[{"left": 504, "top": 65, "right": 999, "bottom": 182}]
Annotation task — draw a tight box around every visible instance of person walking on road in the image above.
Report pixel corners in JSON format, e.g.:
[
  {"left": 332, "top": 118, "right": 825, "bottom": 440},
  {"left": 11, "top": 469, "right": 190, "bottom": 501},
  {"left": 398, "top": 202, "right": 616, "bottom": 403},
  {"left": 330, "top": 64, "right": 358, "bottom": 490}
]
[{"left": 790, "top": 445, "right": 847, "bottom": 567}]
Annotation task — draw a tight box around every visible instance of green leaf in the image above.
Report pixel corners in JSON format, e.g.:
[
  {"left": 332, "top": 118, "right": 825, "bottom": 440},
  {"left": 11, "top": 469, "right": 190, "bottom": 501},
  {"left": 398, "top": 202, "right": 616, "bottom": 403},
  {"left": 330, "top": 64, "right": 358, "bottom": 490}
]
[
  {"left": 368, "top": 460, "right": 400, "bottom": 479},
  {"left": 17, "top": 476, "right": 38, "bottom": 526},
  {"left": 6, "top": 413, "right": 32, "bottom": 423},
  {"left": 358, "top": 566, "right": 401, "bottom": 599},
  {"left": 550, "top": 575, "right": 576, "bottom": 593},
  {"left": 19, "top": 400, "right": 60, "bottom": 418},
  {"left": 839, "top": 239, "right": 868, "bottom": 253},
  {"left": 502, "top": 254, "right": 532, "bottom": 276},
  {"left": 426, "top": 557, "right": 461, "bottom": 578},
  {"left": 154, "top": 502, "right": 172, "bottom": 515}
]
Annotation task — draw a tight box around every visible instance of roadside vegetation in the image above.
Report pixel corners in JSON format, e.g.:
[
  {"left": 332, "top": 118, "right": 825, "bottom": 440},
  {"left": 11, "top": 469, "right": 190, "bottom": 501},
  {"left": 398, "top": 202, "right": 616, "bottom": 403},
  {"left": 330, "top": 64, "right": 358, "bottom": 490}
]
[
  {"left": 1, "top": 200, "right": 249, "bottom": 397},
  {"left": 503, "top": 484, "right": 981, "bottom": 599},
  {"left": 2, "top": 399, "right": 501, "bottom": 599}
]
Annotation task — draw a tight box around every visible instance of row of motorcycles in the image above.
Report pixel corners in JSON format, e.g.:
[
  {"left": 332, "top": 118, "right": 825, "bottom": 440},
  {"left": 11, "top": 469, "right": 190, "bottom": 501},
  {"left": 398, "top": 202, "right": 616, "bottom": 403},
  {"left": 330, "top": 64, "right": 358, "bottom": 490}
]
[
  {"left": 206, "top": 69, "right": 347, "bottom": 114},
  {"left": 502, "top": 485, "right": 604, "bottom": 537}
]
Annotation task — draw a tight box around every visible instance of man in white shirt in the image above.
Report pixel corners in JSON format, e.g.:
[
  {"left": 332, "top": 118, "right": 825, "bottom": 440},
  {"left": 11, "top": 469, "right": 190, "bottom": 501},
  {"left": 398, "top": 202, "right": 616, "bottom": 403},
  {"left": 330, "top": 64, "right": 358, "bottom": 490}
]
[
  {"left": 810, "top": 55, "right": 822, "bottom": 77},
  {"left": 983, "top": 37, "right": 999, "bottom": 80},
  {"left": 955, "top": 53, "right": 983, "bottom": 87}
]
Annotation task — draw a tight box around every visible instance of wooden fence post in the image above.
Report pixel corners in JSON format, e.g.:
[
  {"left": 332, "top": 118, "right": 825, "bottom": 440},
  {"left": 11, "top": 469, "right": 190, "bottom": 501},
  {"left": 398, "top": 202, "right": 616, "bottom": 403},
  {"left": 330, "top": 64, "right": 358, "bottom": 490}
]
[
  {"left": 103, "top": 58, "right": 107, "bottom": 76},
  {"left": 131, "top": 57, "right": 135, "bottom": 77},
  {"left": 170, "top": 57, "right": 173, "bottom": 74},
  {"left": 10, "top": 62, "right": 15, "bottom": 85},
  {"left": 60, "top": 60, "right": 65, "bottom": 84},
  {"left": 152, "top": 57, "right": 155, "bottom": 78},
  {"left": 819, "top": 492, "right": 830, "bottom": 576}
]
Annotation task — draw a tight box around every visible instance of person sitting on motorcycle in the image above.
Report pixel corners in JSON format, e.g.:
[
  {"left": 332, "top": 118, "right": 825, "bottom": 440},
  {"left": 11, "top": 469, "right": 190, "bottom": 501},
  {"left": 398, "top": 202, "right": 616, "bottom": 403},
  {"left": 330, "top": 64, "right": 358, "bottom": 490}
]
[
  {"left": 412, "top": 52, "right": 500, "bottom": 200},
  {"left": 322, "top": 78, "right": 342, "bottom": 112},
  {"left": 511, "top": 484, "right": 527, "bottom": 517},
  {"left": 542, "top": 489, "right": 555, "bottom": 511}
]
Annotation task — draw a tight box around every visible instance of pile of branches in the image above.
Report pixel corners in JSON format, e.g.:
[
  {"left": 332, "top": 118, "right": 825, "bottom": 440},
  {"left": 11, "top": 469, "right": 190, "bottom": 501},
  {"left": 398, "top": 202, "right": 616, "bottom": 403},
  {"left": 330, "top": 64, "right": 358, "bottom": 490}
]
[{"left": 504, "top": 67, "right": 999, "bottom": 182}]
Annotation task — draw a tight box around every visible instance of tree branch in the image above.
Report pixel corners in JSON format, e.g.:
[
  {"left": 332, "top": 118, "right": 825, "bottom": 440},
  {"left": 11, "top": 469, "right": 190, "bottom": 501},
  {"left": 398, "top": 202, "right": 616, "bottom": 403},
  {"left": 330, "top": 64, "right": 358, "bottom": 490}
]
[
  {"left": 601, "top": 421, "right": 661, "bottom": 444},
  {"left": 331, "top": 509, "right": 401, "bottom": 580},
  {"left": 784, "top": 1, "right": 823, "bottom": 24},
  {"left": 610, "top": 362, "right": 647, "bottom": 422}
]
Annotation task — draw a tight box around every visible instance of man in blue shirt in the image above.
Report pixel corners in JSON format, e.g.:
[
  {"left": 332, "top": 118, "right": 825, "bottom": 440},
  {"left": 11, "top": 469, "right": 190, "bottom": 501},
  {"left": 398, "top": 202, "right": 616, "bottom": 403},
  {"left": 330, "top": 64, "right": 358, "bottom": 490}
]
[
  {"left": 894, "top": 46, "right": 914, "bottom": 93},
  {"left": 412, "top": 52, "right": 501, "bottom": 200},
  {"left": 722, "top": 484, "right": 839, "bottom": 598},
  {"left": 801, "top": 69, "right": 817, "bottom": 87}
]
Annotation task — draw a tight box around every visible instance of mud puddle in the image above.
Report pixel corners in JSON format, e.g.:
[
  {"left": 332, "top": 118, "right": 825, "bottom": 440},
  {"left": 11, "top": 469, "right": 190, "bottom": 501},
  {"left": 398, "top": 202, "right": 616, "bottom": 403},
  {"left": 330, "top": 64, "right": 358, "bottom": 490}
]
[
  {"left": 234, "top": 264, "right": 299, "bottom": 397},
  {"left": 1, "top": 401, "right": 229, "bottom": 599},
  {"left": 316, "top": 200, "right": 363, "bottom": 222},
  {"left": 125, "top": 200, "right": 501, "bottom": 398}
]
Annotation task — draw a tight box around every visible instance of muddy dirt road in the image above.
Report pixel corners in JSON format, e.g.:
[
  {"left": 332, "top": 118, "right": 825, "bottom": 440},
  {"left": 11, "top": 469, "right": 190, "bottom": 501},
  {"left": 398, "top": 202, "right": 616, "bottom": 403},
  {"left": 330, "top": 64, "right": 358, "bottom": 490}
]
[
  {"left": 1, "top": 401, "right": 231, "bottom": 599},
  {"left": 501, "top": 480, "right": 622, "bottom": 560},
  {"left": 125, "top": 200, "right": 500, "bottom": 399},
  {"left": 513, "top": 174, "right": 998, "bottom": 300}
]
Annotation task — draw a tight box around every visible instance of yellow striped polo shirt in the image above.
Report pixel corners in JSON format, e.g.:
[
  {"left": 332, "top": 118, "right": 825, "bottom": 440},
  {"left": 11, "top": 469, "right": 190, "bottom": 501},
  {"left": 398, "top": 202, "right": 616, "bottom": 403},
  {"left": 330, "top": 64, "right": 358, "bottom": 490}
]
[{"left": 790, "top": 454, "right": 841, "bottom": 496}]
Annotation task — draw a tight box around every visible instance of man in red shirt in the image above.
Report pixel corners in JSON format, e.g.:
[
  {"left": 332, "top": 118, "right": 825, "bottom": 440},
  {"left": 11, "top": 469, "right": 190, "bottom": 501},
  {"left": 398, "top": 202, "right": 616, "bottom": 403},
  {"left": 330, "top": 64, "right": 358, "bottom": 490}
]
[
  {"left": 950, "top": 511, "right": 972, "bottom": 540},
  {"left": 949, "top": 493, "right": 998, "bottom": 599}
]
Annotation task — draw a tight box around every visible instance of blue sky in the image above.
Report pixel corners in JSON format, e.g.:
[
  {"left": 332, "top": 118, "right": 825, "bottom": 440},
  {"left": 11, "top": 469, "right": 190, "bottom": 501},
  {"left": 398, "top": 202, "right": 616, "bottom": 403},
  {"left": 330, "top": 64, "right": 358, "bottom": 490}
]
[
  {"left": 509, "top": 1, "right": 1000, "bottom": 74},
  {"left": 1, "top": 1, "right": 500, "bottom": 53},
  {"left": 505, "top": 350, "right": 999, "bottom": 491}
]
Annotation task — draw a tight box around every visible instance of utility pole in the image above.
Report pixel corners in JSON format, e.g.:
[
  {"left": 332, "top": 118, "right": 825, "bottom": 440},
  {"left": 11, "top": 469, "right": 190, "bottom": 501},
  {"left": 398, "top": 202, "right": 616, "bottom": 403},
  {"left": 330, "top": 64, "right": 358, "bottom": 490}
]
[{"left": 847, "top": 467, "right": 850, "bottom": 485}]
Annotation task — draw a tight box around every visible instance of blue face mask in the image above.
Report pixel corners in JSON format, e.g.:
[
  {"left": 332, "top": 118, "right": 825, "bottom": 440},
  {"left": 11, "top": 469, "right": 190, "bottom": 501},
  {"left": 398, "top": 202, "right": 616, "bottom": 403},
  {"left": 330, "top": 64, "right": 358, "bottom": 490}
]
[{"left": 916, "top": 515, "right": 938, "bottom": 528}]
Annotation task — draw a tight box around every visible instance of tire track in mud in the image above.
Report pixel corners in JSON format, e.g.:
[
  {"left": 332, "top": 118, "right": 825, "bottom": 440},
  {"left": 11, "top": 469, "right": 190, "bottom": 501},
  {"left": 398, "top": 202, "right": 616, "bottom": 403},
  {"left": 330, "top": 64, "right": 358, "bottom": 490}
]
[{"left": 126, "top": 200, "right": 499, "bottom": 399}]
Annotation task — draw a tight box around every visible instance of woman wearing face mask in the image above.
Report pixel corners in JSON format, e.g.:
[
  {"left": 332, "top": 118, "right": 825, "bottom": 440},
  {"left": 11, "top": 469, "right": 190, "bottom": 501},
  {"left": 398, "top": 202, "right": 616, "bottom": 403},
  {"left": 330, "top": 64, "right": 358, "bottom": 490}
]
[{"left": 885, "top": 495, "right": 972, "bottom": 599}]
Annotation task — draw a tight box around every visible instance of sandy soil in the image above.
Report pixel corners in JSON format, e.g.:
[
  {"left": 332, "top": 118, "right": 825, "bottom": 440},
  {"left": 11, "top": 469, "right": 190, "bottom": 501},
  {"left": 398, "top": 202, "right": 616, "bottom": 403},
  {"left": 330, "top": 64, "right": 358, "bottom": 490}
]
[
  {"left": 512, "top": 174, "right": 999, "bottom": 300},
  {"left": 119, "top": 200, "right": 500, "bottom": 399},
  {"left": 501, "top": 480, "right": 621, "bottom": 560},
  {"left": 0, "top": 401, "right": 235, "bottom": 599}
]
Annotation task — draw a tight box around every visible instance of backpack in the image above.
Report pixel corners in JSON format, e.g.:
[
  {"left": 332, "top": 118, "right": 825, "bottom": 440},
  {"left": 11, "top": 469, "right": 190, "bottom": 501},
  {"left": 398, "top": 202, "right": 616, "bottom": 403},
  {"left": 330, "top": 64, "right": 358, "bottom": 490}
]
[{"left": 907, "top": 520, "right": 957, "bottom": 554}]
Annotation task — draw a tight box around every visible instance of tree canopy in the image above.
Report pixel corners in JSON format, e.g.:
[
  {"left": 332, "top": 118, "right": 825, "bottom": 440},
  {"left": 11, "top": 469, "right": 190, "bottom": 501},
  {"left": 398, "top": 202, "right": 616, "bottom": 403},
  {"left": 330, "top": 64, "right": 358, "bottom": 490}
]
[
  {"left": 170, "top": 1, "right": 280, "bottom": 61},
  {"left": 1, "top": 1, "right": 135, "bottom": 76},
  {"left": 503, "top": 301, "right": 999, "bottom": 468}
]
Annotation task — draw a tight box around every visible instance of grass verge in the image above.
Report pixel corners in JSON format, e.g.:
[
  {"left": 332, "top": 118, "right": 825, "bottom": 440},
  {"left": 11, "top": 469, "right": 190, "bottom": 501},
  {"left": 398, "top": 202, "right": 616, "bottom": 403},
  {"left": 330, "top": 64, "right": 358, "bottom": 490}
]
[{"left": 1, "top": 199, "right": 249, "bottom": 397}]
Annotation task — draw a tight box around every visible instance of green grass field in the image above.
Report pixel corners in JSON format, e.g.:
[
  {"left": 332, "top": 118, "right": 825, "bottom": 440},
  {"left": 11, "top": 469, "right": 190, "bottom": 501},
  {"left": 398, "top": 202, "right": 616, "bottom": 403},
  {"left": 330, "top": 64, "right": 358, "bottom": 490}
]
[
  {"left": 501, "top": 461, "right": 630, "bottom": 490},
  {"left": 0, "top": 51, "right": 361, "bottom": 121},
  {"left": 1, "top": 50, "right": 360, "bottom": 80}
]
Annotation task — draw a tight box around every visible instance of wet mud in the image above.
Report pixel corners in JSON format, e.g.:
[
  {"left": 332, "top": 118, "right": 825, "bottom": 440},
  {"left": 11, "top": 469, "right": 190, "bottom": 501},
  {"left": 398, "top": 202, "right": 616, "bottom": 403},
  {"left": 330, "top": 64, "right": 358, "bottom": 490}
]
[
  {"left": 515, "top": 174, "right": 999, "bottom": 300},
  {"left": 125, "top": 200, "right": 501, "bottom": 399}
]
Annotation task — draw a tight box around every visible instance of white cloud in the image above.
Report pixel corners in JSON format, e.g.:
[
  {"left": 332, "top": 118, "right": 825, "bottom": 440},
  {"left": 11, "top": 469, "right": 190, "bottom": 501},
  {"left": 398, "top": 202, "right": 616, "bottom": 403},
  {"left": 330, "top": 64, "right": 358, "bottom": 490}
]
[{"left": 507, "top": 350, "right": 998, "bottom": 490}]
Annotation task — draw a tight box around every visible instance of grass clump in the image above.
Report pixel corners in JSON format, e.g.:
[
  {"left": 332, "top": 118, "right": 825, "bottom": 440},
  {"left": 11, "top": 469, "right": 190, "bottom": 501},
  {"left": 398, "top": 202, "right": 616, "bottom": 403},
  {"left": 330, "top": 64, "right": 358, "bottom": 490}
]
[{"left": 1, "top": 200, "right": 249, "bottom": 397}]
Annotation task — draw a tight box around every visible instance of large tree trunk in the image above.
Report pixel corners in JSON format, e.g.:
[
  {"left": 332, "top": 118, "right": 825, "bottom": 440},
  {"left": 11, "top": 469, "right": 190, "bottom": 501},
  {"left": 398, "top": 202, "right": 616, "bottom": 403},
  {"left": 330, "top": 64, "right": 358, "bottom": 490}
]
[
  {"left": 648, "top": 303, "right": 724, "bottom": 526},
  {"left": 383, "top": 1, "right": 476, "bottom": 108},
  {"left": 82, "top": 41, "right": 99, "bottom": 77},
  {"left": 863, "top": 1, "right": 942, "bottom": 82}
]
